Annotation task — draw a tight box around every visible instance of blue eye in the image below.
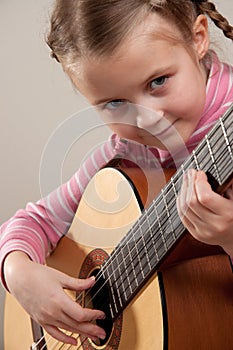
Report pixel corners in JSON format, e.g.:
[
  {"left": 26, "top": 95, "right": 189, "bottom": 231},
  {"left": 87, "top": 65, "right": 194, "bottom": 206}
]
[
  {"left": 150, "top": 76, "right": 167, "bottom": 89},
  {"left": 104, "top": 99, "right": 126, "bottom": 110}
]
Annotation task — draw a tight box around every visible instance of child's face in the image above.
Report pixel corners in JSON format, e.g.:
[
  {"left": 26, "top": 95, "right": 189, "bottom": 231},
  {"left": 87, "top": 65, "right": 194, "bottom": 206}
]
[{"left": 72, "top": 13, "right": 209, "bottom": 151}]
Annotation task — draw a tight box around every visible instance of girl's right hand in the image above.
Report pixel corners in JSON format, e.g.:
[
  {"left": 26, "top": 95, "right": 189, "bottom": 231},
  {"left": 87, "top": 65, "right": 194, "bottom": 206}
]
[{"left": 3, "top": 251, "right": 106, "bottom": 346}]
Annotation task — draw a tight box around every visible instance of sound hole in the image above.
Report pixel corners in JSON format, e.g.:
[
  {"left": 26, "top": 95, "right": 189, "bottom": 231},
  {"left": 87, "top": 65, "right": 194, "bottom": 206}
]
[
  {"left": 84, "top": 268, "right": 113, "bottom": 346},
  {"left": 78, "top": 248, "right": 122, "bottom": 349}
]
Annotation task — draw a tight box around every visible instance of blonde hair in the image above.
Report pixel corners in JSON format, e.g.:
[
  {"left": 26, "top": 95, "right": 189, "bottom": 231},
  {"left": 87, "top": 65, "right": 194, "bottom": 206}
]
[{"left": 47, "top": 0, "right": 233, "bottom": 67}]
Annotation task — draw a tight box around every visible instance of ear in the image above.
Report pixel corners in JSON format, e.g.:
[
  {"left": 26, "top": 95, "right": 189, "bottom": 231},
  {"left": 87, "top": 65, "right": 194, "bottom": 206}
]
[{"left": 193, "top": 15, "right": 210, "bottom": 59}]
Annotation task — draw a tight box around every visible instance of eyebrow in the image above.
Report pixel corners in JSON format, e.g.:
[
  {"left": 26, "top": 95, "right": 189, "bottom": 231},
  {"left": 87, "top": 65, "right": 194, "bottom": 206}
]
[{"left": 93, "top": 97, "right": 117, "bottom": 106}]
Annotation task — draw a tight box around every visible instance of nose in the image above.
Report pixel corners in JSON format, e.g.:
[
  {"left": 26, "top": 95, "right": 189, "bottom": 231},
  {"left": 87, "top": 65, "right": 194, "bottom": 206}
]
[{"left": 136, "top": 105, "right": 164, "bottom": 130}]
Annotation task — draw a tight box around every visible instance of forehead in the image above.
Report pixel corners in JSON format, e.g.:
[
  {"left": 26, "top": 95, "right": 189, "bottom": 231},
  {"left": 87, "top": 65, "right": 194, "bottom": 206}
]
[{"left": 70, "top": 13, "right": 184, "bottom": 97}]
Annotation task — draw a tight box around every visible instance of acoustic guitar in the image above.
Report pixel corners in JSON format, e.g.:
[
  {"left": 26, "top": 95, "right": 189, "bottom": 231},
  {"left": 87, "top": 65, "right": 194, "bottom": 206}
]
[{"left": 4, "top": 104, "right": 233, "bottom": 349}]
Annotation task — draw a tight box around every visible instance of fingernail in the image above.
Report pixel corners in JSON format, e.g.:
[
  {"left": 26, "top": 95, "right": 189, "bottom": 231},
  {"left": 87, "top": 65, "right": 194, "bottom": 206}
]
[
  {"left": 90, "top": 336, "right": 98, "bottom": 342},
  {"left": 99, "top": 333, "right": 106, "bottom": 340},
  {"left": 98, "top": 313, "right": 106, "bottom": 319}
]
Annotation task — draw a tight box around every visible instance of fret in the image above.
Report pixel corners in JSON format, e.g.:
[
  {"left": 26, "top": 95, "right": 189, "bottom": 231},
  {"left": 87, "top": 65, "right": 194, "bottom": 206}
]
[
  {"left": 123, "top": 263, "right": 139, "bottom": 297},
  {"left": 140, "top": 224, "right": 152, "bottom": 272},
  {"left": 209, "top": 125, "right": 225, "bottom": 154},
  {"left": 210, "top": 127, "right": 232, "bottom": 181},
  {"left": 100, "top": 270, "right": 118, "bottom": 319},
  {"left": 161, "top": 184, "right": 177, "bottom": 242},
  {"left": 127, "top": 226, "right": 146, "bottom": 283},
  {"left": 205, "top": 135, "right": 221, "bottom": 184},
  {"left": 147, "top": 214, "right": 160, "bottom": 262},
  {"left": 152, "top": 200, "right": 169, "bottom": 258},
  {"left": 180, "top": 162, "right": 186, "bottom": 175},
  {"left": 120, "top": 245, "right": 134, "bottom": 297},
  {"left": 118, "top": 239, "right": 148, "bottom": 300},
  {"left": 114, "top": 255, "right": 125, "bottom": 308},
  {"left": 102, "top": 265, "right": 120, "bottom": 317},
  {"left": 147, "top": 238, "right": 158, "bottom": 266},
  {"left": 192, "top": 145, "right": 206, "bottom": 171},
  {"left": 115, "top": 242, "right": 144, "bottom": 305},
  {"left": 157, "top": 193, "right": 176, "bottom": 247},
  {"left": 193, "top": 151, "right": 201, "bottom": 170},
  {"left": 115, "top": 283, "right": 124, "bottom": 309},
  {"left": 111, "top": 283, "right": 120, "bottom": 316},
  {"left": 134, "top": 242, "right": 145, "bottom": 280},
  {"left": 124, "top": 240, "right": 139, "bottom": 290},
  {"left": 123, "top": 280, "right": 133, "bottom": 301},
  {"left": 220, "top": 118, "right": 233, "bottom": 163},
  {"left": 170, "top": 175, "right": 179, "bottom": 198},
  {"left": 144, "top": 209, "right": 160, "bottom": 269},
  {"left": 123, "top": 248, "right": 136, "bottom": 291},
  {"left": 194, "top": 148, "right": 209, "bottom": 172},
  {"left": 111, "top": 258, "right": 121, "bottom": 284},
  {"left": 136, "top": 216, "right": 153, "bottom": 274},
  {"left": 169, "top": 175, "right": 184, "bottom": 240}
]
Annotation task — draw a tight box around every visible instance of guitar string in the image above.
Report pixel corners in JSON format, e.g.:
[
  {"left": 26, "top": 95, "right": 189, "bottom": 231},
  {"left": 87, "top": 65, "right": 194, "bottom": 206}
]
[
  {"left": 37, "top": 325, "right": 90, "bottom": 350},
  {"left": 40, "top": 163, "right": 233, "bottom": 349},
  {"left": 31, "top": 113, "right": 233, "bottom": 349},
  {"left": 37, "top": 330, "right": 81, "bottom": 350},
  {"left": 31, "top": 152, "right": 218, "bottom": 349},
  {"left": 31, "top": 165, "right": 185, "bottom": 349},
  {"left": 32, "top": 150, "right": 230, "bottom": 350},
  {"left": 33, "top": 146, "right": 231, "bottom": 349},
  {"left": 57, "top": 114, "right": 232, "bottom": 348},
  {"left": 91, "top": 112, "right": 233, "bottom": 304},
  {"left": 32, "top": 323, "right": 84, "bottom": 350},
  {"left": 90, "top": 125, "right": 229, "bottom": 300},
  {"left": 30, "top": 164, "right": 187, "bottom": 350}
]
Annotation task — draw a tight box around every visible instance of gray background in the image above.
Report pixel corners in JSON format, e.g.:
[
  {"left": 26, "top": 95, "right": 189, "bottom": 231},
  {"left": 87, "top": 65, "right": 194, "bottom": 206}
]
[{"left": 0, "top": 1, "right": 233, "bottom": 349}]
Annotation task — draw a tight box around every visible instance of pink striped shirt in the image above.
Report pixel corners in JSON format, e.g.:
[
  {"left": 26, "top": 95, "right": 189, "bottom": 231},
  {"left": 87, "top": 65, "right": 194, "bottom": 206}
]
[{"left": 1, "top": 52, "right": 233, "bottom": 288}]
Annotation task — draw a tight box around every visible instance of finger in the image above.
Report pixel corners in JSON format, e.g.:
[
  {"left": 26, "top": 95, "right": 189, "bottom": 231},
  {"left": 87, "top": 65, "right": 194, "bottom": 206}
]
[
  {"left": 224, "top": 185, "right": 233, "bottom": 200},
  {"left": 62, "top": 275, "right": 96, "bottom": 292},
  {"left": 60, "top": 275, "right": 105, "bottom": 318},
  {"left": 179, "top": 209, "right": 196, "bottom": 234},
  {"left": 177, "top": 172, "right": 189, "bottom": 217},
  {"left": 48, "top": 315, "right": 106, "bottom": 341},
  {"left": 63, "top": 319, "right": 106, "bottom": 340},
  {"left": 186, "top": 169, "right": 197, "bottom": 202},
  {"left": 194, "top": 171, "right": 233, "bottom": 214},
  {"left": 57, "top": 292, "right": 106, "bottom": 339},
  {"left": 60, "top": 291, "right": 105, "bottom": 322}
]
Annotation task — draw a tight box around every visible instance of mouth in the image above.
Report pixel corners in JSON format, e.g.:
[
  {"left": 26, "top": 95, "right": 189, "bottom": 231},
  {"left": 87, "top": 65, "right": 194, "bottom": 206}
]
[
  {"left": 154, "top": 122, "right": 175, "bottom": 137},
  {"left": 139, "top": 120, "right": 177, "bottom": 139}
]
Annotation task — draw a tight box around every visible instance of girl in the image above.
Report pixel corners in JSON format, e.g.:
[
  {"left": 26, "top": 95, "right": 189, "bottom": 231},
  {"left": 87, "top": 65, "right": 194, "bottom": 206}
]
[{"left": 1, "top": 0, "right": 233, "bottom": 346}]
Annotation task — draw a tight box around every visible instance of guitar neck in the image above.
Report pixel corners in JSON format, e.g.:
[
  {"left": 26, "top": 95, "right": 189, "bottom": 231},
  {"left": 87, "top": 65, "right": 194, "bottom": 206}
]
[{"left": 97, "top": 104, "right": 233, "bottom": 321}]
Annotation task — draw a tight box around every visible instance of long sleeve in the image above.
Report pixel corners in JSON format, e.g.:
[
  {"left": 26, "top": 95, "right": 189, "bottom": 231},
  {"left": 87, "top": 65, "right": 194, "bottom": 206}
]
[{"left": 0, "top": 135, "right": 121, "bottom": 288}]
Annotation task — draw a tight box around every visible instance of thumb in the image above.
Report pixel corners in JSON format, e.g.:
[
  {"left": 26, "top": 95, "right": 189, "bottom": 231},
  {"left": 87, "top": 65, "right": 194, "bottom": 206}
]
[{"left": 61, "top": 274, "right": 96, "bottom": 292}]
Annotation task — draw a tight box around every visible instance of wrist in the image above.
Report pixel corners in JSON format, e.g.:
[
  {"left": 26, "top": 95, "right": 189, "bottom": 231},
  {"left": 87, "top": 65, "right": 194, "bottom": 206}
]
[{"left": 3, "top": 251, "right": 31, "bottom": 293}]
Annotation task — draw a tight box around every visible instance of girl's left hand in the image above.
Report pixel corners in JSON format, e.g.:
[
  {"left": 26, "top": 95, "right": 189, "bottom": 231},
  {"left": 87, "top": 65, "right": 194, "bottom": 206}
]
[{"left": 177, "top": 169, "right": 233, "bottom": 257}]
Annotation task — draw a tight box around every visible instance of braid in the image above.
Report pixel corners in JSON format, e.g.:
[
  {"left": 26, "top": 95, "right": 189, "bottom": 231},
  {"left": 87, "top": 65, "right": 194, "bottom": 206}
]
[{"left": 198, "top": 1, "right": 233, "bottom": 41}]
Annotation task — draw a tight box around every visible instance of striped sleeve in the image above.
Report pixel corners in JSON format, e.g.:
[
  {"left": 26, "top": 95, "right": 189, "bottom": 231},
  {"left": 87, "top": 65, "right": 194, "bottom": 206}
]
[{"left": 0, "top": 134, "right": 121, "bottom": 289}]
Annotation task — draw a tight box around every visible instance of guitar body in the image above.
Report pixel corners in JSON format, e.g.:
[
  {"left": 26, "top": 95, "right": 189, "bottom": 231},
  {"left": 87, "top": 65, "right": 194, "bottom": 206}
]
[{"left": 4, "top": 167, "right": 233, "bottom": 350}]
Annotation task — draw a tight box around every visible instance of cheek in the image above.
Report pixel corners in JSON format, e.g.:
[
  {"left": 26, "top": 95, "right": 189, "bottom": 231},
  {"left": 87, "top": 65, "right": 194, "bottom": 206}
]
[
  {"left": 173, "top": 64, "right": 206, "bottom": 109},
  {"left": 170, "top": 79, "right": 206, "bottom": 118}
]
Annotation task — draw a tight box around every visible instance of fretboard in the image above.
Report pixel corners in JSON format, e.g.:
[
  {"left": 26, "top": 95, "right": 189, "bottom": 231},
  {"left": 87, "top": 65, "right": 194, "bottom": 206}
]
[{"left": 99, "top": 103, "right": 233, "bottom": 321}]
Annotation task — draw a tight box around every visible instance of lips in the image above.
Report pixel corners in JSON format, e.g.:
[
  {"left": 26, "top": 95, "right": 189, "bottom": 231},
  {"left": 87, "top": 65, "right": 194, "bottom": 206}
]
[
  {"left": 154, "top": 122, "right": 175, "bottom": 137},
  {"left": 138, "top": 119, "right": 177, "bottom": 138}
]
